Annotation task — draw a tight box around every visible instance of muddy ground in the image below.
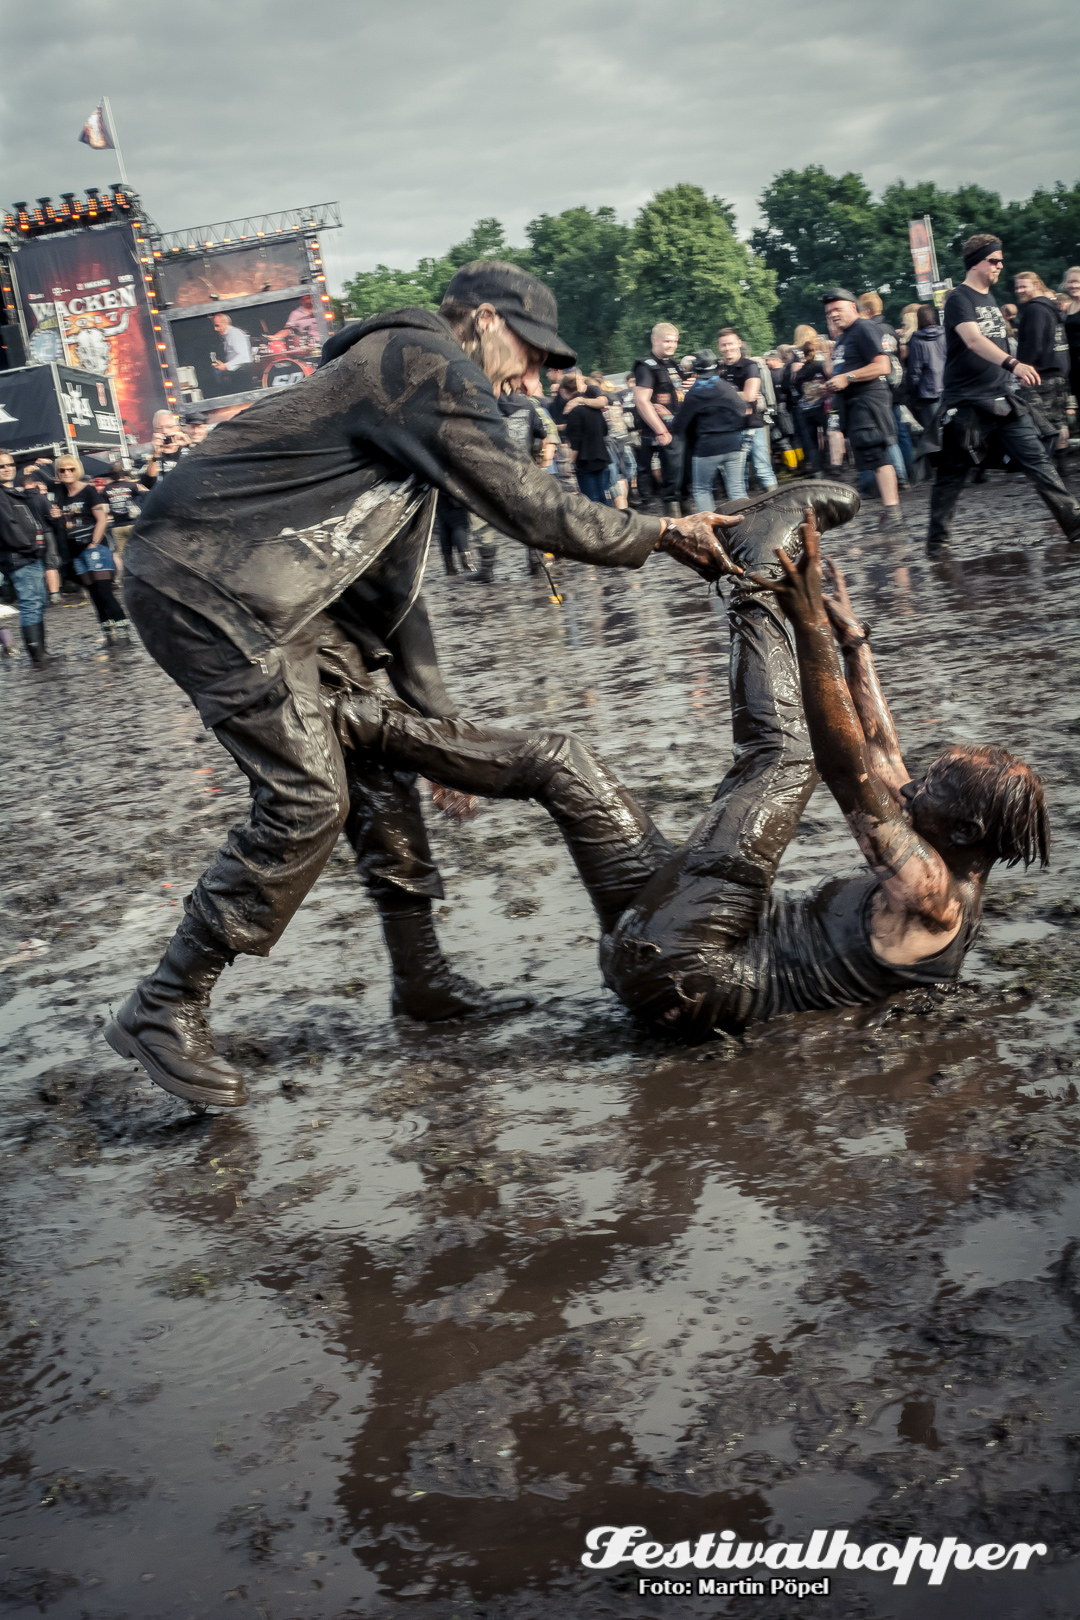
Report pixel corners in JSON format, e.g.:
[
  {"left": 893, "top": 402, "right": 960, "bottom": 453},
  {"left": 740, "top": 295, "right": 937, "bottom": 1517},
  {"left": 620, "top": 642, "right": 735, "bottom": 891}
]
[{"left": 2, "top": 476, "right": 1080, "bottom": 1620}]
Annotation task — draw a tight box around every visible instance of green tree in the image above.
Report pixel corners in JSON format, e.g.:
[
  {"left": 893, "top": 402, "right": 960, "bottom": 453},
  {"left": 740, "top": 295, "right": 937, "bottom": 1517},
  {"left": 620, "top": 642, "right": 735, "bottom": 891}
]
[
  {"left": 341, "top": 217, "right": 531, "bottom": 322},
  {"left": 525, "top": 205, "right": 630, "bottom": 372},
  {"left": 751, "top": 166, "right": 879, "bottom": 334},
  {"left": 1002, "top": 183, "right": 1080, "bottom": 284},
  {"left": 616, "top": 184, "right": 776, "bottom": 365}
]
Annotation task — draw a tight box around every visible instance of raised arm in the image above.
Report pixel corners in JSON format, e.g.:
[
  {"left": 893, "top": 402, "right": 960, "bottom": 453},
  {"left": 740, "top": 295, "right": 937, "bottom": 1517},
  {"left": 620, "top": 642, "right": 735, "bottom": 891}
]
[
  {"left": 821, "top": 558, "right": 908, "bottom": 800},
  {"left": 754, "top": 515, "right": 958, "bottom": 933}
]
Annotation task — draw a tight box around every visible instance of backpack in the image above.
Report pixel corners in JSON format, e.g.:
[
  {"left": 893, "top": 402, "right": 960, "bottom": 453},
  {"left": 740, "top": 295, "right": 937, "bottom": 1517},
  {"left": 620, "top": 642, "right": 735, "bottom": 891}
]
[{"left": 750, "top": 358, "right": 777, "bottom": 424}]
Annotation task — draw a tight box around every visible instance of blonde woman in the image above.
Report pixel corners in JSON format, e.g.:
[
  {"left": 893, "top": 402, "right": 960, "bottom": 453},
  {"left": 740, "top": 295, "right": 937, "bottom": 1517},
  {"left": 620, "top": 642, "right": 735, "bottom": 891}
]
[
  {"left": 1060, "top": 265, "right": 1080, "bottom": 408},
  {"left": 53, "top": 456, "right": 130, "bottom": 642}
]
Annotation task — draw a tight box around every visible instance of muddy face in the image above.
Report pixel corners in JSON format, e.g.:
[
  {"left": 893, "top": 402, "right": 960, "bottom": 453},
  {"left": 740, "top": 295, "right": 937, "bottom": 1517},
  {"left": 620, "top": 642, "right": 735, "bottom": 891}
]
[{"left": 2, "top": 477, "right": 1080, "bottom": 1618}]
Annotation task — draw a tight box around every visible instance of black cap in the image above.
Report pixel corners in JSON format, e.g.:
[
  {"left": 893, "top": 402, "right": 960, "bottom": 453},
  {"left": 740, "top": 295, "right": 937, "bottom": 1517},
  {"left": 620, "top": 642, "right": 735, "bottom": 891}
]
[
  {"left": 442, "top": 260, "right": 576, "bottom": 367},
  {"left": 821, "top": 287, "right": 857, "bottom": 305},
  {"left": 693, "top": 348, "right": 718, "bottom": 374}
]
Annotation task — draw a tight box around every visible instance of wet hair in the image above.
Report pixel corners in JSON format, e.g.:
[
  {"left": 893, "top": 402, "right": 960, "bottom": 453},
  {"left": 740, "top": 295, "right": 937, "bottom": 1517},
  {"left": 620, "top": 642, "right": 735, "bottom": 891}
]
[
  {"left": 916, "top": 303, "right": 937, "bottom": 329},
  {"left": 857, "top": 291, "right": 883, "bottom": 317},
  {"left": 1014, "top": 270, "right": 1050, "bottom": 297},
  {"left": 926, "top": 745, "right": 1050, "bottom": 868}
]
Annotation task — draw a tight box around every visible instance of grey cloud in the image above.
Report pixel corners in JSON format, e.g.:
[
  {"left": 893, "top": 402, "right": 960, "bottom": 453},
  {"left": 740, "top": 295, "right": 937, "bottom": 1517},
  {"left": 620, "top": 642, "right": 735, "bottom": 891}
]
[{"left": 2, "top": 0, "right": 1077, "bottom": 293}]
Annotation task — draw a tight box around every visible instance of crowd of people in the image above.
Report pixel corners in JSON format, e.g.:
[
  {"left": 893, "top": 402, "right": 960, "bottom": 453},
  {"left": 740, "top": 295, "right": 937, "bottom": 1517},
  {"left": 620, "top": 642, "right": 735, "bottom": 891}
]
[
  {"left": 0, "top": 410, "right": 208, "bottom": 664},
  {"left": 4, "top": 243, "right": 1080, "bottom": 662},
  {"left": 438, "top": 249, "right": 1080, "bottom": 580}
]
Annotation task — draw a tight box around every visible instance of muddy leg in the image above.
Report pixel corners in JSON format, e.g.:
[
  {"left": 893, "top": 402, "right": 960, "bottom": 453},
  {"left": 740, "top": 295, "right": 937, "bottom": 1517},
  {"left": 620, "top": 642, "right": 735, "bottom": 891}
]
[{"left": 336, "top": 697, "right": 673, "bottom": 933}]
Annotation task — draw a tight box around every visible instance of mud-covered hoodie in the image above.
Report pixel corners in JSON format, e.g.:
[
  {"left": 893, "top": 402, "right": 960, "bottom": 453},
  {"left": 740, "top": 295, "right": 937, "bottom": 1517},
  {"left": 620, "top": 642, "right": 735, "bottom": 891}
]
[
  {"left": 126, "top": 309, "right": 661, "bottom": 665},
  {"left": 1016, "top": 295, "right": 1069, "bottom": 377}
]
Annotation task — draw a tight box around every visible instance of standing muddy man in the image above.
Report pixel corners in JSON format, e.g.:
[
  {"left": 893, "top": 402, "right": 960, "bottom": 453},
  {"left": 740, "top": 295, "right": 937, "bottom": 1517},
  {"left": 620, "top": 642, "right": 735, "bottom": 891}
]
[{"left": 108, "top": 262, "right": 743, "bottom": 1108}]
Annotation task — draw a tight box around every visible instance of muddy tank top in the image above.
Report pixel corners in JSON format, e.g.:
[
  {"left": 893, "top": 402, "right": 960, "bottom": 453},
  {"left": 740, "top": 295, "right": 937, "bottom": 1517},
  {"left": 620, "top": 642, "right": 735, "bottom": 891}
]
[{"left": 741, "top": 871, "right": 981, "bottom": 1023}]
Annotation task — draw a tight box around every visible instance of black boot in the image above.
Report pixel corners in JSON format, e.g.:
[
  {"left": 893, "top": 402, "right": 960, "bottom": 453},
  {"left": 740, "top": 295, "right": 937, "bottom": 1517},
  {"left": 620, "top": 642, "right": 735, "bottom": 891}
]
[
  {"left": 469, "top": 540, "right": 497, "bottom": 584},
  {"left": 1035, "top": 481, "right": 1080, "bottom": 541},
  {"left": 379, "top": 897, "right": 533, "bottom": 1022},
  {"left": 105, "top": 917, "right": 247, "bottom": 1107},
  {"left": 21, "top": 622, "right": 50, "bottom": 666},
  {"left": 715, "top": 479, "right": 861, "bottom": 576}
]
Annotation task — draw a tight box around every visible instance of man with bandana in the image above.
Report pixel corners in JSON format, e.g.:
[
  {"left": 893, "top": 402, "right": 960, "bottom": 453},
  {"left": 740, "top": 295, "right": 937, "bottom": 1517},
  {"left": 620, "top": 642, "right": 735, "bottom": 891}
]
[{"left": 927, "top": 233, "right": 1080, "bottom": 553}]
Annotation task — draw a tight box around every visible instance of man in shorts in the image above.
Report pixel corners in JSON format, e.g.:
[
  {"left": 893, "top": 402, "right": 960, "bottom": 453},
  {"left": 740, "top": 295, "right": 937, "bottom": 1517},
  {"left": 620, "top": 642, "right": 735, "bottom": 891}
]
[{"left": 822, "top": 289, "right": 904, "bottom": 532}]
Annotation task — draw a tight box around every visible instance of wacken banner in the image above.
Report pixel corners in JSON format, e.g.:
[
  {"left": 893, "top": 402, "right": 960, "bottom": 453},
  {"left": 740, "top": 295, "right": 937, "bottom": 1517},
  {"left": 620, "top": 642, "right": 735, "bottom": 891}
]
[{"left": 11, "top": 222, "right": 166, "bottom": 443}]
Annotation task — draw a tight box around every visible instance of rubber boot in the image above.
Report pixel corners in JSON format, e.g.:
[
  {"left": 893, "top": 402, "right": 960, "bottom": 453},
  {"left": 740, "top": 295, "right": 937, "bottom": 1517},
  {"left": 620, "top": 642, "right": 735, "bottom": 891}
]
[
  {"left": 105, "top": 916, "right": 248, "bottom": 1107},
  {"left": 715, "top": 478, "right": 861, "bottom": 577},
  {"left": 380, "top": 897, "right": 534, "bottom": 1022},
  {"left": 470, "top": 540, "right": 497, "bottom": 584},
  {"left": 22, "top": 622, "right": 48, "bottom": 666}
]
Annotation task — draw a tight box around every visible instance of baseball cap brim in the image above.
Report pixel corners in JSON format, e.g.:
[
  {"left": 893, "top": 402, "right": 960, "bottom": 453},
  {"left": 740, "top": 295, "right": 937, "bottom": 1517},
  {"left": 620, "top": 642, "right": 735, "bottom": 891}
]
[{"left": 501, "top": 310, "right": 576, "bottom": 369}]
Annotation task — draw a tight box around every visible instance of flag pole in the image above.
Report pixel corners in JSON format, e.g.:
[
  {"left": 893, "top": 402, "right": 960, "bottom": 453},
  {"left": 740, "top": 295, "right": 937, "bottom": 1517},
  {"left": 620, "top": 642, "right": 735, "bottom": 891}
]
[{"left": 101, "top": 95, "right": 129, "bottom": 184}]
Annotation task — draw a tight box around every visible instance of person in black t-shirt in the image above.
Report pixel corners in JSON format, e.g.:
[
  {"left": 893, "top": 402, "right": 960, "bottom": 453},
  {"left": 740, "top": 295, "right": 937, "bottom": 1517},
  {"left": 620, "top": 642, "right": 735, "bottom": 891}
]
[
  {"left": 1014, "top": 270, "right": 1071, "bottom": 465},
  {"left": 928, "top": 234, "right": 1080, "bottom": 552},
  {"left": 716, "top": 328, "right": 778, "bottom": 493},
  {"left": 822, "top": 290, "right": 903, "bottom": 531},
  {"left": 565, "top": 384, "right": 611, "bottom": 503},
  {"left": 632, "top": 322, "right": 684, "bottom": 513},
  {"left": 102, "top": 461, "right": 141, "bottom": 558},
  {"left": 53, "top": 453, "right": 131, "bottom": 639},
  {"left": 671, "top": 350, "right": 749, "bottom": 509}
]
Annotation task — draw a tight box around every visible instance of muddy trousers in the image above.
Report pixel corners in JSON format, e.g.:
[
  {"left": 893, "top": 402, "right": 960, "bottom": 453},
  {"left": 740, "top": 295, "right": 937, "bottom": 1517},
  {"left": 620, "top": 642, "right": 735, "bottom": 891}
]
[
  {"left": 125, "top": 579, "right": 443, "bottom": 959},
  {"left": 337, "top": 592, "right": 817, "bottom": 1036},
  {"left": 928, "top": 411, "right": 1080, "bottom": 544}
]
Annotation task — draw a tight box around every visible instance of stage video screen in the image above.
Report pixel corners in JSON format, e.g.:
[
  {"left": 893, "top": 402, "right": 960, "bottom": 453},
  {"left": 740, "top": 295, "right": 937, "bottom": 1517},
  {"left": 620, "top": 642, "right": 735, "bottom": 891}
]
[
  {"left": 167, "top": 293, "right": 321, "bottom": 403},
  {"left": 159, "top": 241, "right": 309, "bottom": 307}
]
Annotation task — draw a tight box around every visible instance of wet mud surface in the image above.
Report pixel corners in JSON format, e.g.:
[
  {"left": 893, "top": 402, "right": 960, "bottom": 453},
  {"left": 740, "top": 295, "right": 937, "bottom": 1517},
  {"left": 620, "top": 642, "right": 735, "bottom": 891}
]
[{"left": 3, "top": 476, "right": 1080, "bottom": 1618}]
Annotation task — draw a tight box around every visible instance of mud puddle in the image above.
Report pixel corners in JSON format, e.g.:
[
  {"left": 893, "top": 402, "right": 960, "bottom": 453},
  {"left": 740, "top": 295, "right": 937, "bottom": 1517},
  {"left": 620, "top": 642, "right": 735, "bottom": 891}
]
[{"left": 2, "top": 478, "right": 1080, "bottom": 1618}]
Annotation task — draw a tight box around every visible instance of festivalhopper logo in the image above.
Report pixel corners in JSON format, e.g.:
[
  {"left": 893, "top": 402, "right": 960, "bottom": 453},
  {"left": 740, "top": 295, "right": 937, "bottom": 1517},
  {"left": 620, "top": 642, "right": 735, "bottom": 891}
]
[{"left": 580, "top": 1525, "right": 1048, "bottom": 1589}]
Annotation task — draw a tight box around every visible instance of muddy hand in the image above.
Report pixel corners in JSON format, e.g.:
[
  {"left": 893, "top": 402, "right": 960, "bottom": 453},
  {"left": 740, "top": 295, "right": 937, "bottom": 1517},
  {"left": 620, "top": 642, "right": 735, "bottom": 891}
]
[
  {"left": 750, "top": 508, "right": 826, "bottom": 621},
  {"left": 657, "top": 512, "right": 744, "bottom": 583},
  {"left": 822, "top": 557, "right": 867, "bottom": 647},
  {"left": 429, "top": 783, "right": 480, "bottom": 822}
]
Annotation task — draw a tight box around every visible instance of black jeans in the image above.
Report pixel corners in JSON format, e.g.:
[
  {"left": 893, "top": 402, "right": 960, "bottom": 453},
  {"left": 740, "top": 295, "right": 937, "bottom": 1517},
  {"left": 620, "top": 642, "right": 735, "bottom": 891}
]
[
  {"left": 635, "top": 434, "right": 685, "bottom": 505},
  {"left": 929, "top": 404, "right": 1080, "bottom": 543},
  {"left": 336, "top": 589, "right": 816, "bottom": 1037},
  {"left": 126, "top": 579, "right": 443, "bottom": 957}
]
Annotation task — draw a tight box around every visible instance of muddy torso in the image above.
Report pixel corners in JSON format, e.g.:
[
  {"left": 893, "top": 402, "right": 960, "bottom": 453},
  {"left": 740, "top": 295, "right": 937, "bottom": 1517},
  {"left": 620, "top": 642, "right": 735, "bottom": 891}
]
[{"left": 602, "top": 870, "right": 981, "bottom": 1034}]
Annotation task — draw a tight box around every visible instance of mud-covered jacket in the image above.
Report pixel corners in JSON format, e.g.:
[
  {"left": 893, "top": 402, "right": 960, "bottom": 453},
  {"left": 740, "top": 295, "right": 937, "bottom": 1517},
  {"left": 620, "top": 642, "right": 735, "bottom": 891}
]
[{"left": 125, "top": 309, "right": 662, "bottom": 668}]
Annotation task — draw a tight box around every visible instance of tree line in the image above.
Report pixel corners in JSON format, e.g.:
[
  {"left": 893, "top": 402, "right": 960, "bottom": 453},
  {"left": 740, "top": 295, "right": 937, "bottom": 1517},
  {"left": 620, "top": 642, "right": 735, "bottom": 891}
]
[{"left": 339, "top": 169, "right": 1080, "bottom": 374}]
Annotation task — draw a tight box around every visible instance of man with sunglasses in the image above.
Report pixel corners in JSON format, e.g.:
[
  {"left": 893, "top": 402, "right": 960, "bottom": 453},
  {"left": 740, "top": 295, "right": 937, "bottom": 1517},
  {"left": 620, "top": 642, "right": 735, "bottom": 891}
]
[{"left": 928, "top": 233, "right": 1080, "bottom": 552}]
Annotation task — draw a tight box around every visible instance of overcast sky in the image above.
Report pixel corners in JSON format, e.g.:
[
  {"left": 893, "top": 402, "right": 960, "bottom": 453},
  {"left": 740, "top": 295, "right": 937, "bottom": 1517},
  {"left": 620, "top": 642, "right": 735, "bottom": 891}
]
[{"left": 3, "top": 0, "right": 1078, "bottom": 293}]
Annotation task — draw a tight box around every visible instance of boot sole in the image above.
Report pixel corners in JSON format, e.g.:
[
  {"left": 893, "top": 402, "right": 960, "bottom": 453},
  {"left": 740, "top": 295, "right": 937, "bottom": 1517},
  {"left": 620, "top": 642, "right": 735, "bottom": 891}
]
[
  {"left": 104, "top": 1019, "right": 248, "bottom": 1108},
  {"left": 716, "top": 479, "right": 855, "bottom": 520}
]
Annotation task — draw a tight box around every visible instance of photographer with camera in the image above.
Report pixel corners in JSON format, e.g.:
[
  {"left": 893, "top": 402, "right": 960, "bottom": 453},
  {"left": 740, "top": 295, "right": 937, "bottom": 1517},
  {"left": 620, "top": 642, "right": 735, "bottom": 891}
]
[{"left": 138, "top": 411, "right": 191, "bottom": 493}]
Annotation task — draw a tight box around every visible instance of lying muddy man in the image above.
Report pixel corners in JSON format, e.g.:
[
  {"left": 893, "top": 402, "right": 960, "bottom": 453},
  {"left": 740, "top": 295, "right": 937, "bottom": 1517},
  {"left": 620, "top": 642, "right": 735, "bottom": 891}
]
[
  {"left": 331, "top": 489, "right": 1050, "bottom": 1043},
  {"left": 106, "top": 262, "right": 746, "bottom": 1107}
]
